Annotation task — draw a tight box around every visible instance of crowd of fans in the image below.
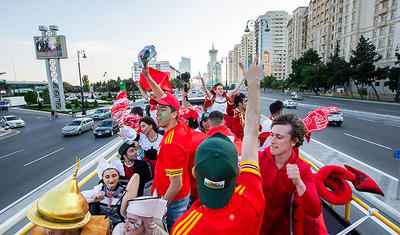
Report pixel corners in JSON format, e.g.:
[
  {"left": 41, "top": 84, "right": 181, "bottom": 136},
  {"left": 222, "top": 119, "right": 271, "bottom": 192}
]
[{"left": 26, "top": 56, "right": 324, "bottom": 235}]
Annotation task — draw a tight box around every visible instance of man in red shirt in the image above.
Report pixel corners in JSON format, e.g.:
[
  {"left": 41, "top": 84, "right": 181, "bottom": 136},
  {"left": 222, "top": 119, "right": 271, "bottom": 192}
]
[
  {"left": 259, "top": 114, "right": 322, "bottom": 235},
  {"left": 141, "top": 67, "right": 192, "bottom": 232},
  {"left": 207, "top": 110, "right": 242, "bottom": 161},
  {"left": 259, "top": 100, "right": 284, "bottom": 151},
  {"left": 226, "top": 93, "right": 247, "bottom": 140},
  {"left": 171, "top": 56, "right": 265, "bottom": 235}
]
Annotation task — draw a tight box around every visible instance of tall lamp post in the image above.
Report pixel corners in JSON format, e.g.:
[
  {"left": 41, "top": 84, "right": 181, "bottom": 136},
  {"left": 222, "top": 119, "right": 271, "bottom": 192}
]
[
  {"left": 77, "top": 50, "right": 87, "bottom": 115},
  {"left": 245, "top": 18, "right": 270, "bottom": 65},
  {"left": 395, "top": 44, "right": 400, "bottom": 103}
]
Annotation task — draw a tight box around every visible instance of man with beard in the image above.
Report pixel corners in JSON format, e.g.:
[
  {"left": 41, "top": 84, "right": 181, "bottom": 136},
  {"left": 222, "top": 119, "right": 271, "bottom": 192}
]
[{"left": 141, "top": 67, "right": 192, "bottom": 232}]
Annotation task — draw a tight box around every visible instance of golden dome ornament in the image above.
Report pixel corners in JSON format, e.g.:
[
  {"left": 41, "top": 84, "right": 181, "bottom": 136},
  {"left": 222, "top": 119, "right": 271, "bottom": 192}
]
[{"left": 26, "top": 158, "right": 91, "bottom": 230}]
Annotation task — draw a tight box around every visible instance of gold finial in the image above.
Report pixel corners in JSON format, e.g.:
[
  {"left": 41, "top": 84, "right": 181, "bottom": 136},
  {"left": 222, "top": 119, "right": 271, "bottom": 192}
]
[{"left": 73, "top": 158, "right": 80, "bottom": 180}]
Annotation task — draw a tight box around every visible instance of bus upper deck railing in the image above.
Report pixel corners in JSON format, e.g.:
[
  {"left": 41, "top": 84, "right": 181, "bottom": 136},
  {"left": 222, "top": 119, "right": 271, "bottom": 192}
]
[{"left": 7, "top": 153, "right": 400, "bottom": 234}]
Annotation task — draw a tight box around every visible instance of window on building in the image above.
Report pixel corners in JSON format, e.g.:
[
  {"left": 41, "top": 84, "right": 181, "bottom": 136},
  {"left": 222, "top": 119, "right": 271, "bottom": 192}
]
[
  {"left": 383, "top": 1, "right": 389, "bottom": 8},
  {"left": 375, "top": 5, "right": 380, "bottom": 13},
  {"left": 388, "top": 37, "right": 393, "bottom": 46},
  {"left": 392, "top": 10, "right": 396, "bottom": 19},
  {"left": 353, "top": 0, "right": 357, "bottom": 9},
  {"left": 373, "top": 30, "right": 377, "bottom": 37},
  {"left": 352, "top": 12, "right": 356, "bottom": 20},
  {"left": 394, "top": 0, "right": 398, "bottom": 6},
  {"left": 375, "top": 82, "right": 380, "bottom": 86},
  {"left": 374, "top": 17, "right": 378, "bottom": 25},
  {"left": 351, "top": 23, "right": 355, "bottom": 30},
  {"left": 379, "top": 40, "right": 384, "bottom": 48},
  {"left": 387, "top": 51, "right": 392, "bottom": 58},
  {"left": 346, "top": 4, "right": 349, "bottom": 12},
  {"left": 351, "top": 35, "right": 354, "bottom": 42},
  {"left": 345, "top": 25, "right": 348, "bottom": 32},
  {"left": 382, "top": 13, "right": 388, "bottom": 21},
  {"left": 389, "top": 24, "right": 395, "bottom": 33},
  {"left": 380, "top": 27, "right": 386, "bottom": 35}
]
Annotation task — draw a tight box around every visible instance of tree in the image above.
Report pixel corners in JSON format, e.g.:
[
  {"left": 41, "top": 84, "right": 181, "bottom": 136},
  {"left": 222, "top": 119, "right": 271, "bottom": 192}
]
[
  {"left": 301, "top": 63, "right": 328, "bottom": 95},
  {"left": 63, "top": 82, "right": 74, "bottom": 93},
  {"left": 169, "top": 78, "right": 185, "bottom": 89},
  {"left": 43, "top": 88, "right": 50, "bottom": 104},
  {"left": 24, "top": 91, "right": 38, "bottom": 105},
  {"left": 326, "top": 44, "right": 351, "bottom": 94},
  {"left": 288, "top": 49, "right": 322, "bottom": 90},
  {"left": 349, "top": 35, "right": 382, "bottom": 99},
  {"left": 82, "top": 75, "right": 89, "bottom": 92}
]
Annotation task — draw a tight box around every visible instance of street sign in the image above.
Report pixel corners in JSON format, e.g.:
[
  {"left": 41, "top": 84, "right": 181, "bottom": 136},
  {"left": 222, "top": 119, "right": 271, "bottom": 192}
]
[
  {"left": 395, "top": 149, "right": 400, "bottom": 159},
  {"left": 0, "top": 79, "right": 6, "bottom": 84},
  {"left": 120, "top": 81, "right": 126, "bottom": 91}
]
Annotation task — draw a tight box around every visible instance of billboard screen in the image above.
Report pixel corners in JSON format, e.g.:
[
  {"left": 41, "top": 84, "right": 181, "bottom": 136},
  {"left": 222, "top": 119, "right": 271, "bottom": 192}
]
[{"left": 34, "top": 35, "right": 67, "bottom": 59}]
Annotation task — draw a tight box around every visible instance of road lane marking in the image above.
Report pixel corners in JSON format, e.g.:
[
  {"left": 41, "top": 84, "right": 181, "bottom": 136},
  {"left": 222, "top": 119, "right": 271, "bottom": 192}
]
[
  {"left": 357, "top": 117, "right": 374, "bottom": 122},
  {"left": 344, "top": 133, "right": 392, "bottom": 150},
  {"left": 0, "top": 149, "right": 24, "bottom": 160},
  {"left": 310, "top": 138, "right": 398, "bottom": 182},
  {"left": 23, "top": 148, "right": 64, "bottom": 166}
]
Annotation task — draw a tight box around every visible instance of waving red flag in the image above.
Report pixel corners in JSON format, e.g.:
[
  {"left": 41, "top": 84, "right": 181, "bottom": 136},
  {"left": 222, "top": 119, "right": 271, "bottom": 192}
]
[{"left": 139, "top": 67, "right": 173, "bottom": 94}]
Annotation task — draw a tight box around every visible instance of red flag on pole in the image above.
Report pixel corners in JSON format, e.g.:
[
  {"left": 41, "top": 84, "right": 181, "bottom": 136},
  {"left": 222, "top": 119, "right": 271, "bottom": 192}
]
[{"left": 139, "top": 67, "right": 173, "bottom": 94}]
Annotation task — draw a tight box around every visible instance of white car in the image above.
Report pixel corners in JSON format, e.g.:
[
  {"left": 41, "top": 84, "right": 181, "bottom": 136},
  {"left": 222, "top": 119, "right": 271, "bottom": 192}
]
[
  {"left": 1, "top": 115, "right": 25, "bottom": 128},
  {"left": 62, "top": 117, "right": 94, "bottom": 136},
  {"left": 283, "top": 100, "right": 297, "bottom": 109},
  {"left": 328, "top": 111, "right": 343, "bottom": 126}
]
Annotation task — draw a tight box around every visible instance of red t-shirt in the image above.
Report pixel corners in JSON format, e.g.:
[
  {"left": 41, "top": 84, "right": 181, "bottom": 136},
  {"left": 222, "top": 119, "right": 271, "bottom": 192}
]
[
  {"left": 207, "top": 125, "right": 242, "bottom": 158},
  {"left": 226, "top": 101, "right": 245, "bottom": 141},
  {"left": 171, "top": 161, "right": 265, "bottom": 235},
  {"left": 188, "top": 130, "right": 208, "bottom": 199},
  {"left": 259, "top": 147, "right": 322, "bottom": 235},
  {"left": 151, "top": 119, "right": 192, "bottom": 201}
]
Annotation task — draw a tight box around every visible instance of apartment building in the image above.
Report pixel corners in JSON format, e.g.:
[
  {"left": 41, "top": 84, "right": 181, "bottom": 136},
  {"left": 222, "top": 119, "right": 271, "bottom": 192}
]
[{"left": 286, "top": 0, "right": 399, "bottom": 95}]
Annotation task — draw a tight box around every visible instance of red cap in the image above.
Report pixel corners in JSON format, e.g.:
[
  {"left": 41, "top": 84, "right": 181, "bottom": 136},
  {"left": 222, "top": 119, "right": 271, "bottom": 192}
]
[
  {"left": 179, "top": 107, "right": 199, "bottom": 120},
  {"left": 149, "top": 93, "right": 180, "bottom": 112}
]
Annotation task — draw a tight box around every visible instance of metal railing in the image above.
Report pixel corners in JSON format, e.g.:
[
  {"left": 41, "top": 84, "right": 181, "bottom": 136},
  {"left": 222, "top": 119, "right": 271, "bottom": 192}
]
[{"left": 300, "top": 157, "right": 400, "bottom": 234}]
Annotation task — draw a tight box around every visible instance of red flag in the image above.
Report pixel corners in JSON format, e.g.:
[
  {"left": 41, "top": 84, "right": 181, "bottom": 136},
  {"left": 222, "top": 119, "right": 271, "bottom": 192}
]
[
  {"left": 139, "top": 67, "right": 173, "bottom": 94},
  {"left": 259, "top": 132, "right": 271, "bottom": 146},
  {"left": 301, "top": 109, "right": 329, "bottom": 133},
  {"left": 344, "top": 165, "right": 384, "bottom": 196}
]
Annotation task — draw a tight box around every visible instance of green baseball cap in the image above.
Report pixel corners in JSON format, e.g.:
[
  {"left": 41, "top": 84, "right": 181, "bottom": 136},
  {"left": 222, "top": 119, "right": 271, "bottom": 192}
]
[{"left": 195, "top": 133, "right": 238, "bottom": 209}]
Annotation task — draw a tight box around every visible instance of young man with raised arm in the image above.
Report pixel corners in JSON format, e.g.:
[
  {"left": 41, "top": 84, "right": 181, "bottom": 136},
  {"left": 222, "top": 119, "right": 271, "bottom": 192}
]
[
  {"left": 141, "top": 67, "right": 192, "bottom": 232},
  {"left": 171, "top": 56, "right": 265, "bottom": 235}
]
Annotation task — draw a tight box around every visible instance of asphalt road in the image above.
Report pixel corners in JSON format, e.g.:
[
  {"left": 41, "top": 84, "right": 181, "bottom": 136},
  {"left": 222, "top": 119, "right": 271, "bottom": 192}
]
[
  {"left": 0, "top": 108, "right": 119, "bottom": 210},
  {"left": 259, "top": 91, "right": 400, "bottom": 177}
]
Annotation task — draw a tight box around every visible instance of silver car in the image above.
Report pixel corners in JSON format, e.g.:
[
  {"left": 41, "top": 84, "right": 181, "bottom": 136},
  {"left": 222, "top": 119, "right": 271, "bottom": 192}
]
[
  {"left": 1, "top": 115, "right": 25, "bottom": 128},
  {"left": 62, "top": 117, "right": 94, "bottom": 136}
]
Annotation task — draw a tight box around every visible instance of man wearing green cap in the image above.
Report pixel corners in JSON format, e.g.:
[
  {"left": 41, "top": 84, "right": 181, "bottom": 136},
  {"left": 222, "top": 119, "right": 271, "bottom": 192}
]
[{"left": 171, "top": 56, "right": 265, "bottom": 235}]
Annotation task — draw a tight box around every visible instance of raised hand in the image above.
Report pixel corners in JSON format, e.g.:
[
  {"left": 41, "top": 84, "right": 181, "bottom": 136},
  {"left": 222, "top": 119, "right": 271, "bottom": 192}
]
[{"left": 239, "top": 53, "right": 264, "bottom": 81}]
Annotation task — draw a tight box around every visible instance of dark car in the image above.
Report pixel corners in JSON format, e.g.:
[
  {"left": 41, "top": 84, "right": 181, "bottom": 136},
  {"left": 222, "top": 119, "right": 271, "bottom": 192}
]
[{"left": 93, "top": 119, "right": 119, "bottom": 137}]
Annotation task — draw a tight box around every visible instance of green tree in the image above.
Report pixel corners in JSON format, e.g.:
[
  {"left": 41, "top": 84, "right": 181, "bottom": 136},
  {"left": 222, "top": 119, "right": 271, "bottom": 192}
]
[
  {"left": 63, "top": 82, "right": 74, "bottom": 93},
  {"left": 349, "top": 35, "right": 382, "bottom": 99},
  {"left": 288, "top": 49, "right": 321, "bottom": 90},
  {"left": 169, "top": 78, "right": 185, "bottom": 89},
  {"left": 24, "top": 91, "right": 38, "bottom": 105},
  {"left": 300, "top": 63, "right": 328, "bottom": 95},
  {"left": 43, "top": 88, "right": 50, "bottom": 104},
  {"left": 326, "top": 44, "right": 351, "bottom": 93},
  {"left": 82, "top": 75, "right": 90, "bottom": 92}
]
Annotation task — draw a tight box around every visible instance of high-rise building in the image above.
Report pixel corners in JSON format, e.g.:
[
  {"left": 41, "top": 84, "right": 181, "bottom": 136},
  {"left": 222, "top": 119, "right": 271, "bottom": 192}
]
[
  {"left": 133, "top": 60, "right": 179, "bottom": 82},
  {"left": 256, "top": 11, "right": 291, "bottom": 80},
  {"left": 286, "top": 0, "right": 400, "bottom": 95},
  {"left": 233, "top": 44, "right": 242, "bottom": 84},
  {"left": 241, "top": 33, "right": 254, "bottom": 70},
  {"left": 179, "top": 57, "right": 191, "bottom": 74},
  {"left": 207, "top": 43, "right": 222, "bottom": 84}
]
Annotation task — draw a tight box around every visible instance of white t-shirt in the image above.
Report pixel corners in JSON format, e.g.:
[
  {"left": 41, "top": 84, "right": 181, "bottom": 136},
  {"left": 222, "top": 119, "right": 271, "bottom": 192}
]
[
  {"left": 259, "top": 117, "right": 274, "bottom": 151},
  {"left": 207, "top": 96, "right": 227, "bottom": 114}
]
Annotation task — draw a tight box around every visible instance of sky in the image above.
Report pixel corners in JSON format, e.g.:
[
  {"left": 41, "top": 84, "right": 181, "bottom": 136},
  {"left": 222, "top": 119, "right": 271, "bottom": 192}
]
[{"left": 0, "top": 0, "right": 309, "bottom": 86}]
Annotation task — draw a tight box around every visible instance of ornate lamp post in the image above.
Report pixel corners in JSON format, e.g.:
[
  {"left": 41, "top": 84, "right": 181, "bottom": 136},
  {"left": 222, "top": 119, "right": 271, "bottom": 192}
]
[
  {"left": 77, "top": 50, "right": 87, "bottom": 115},
  {"left": 245, "top": 19, "right": 270, "bottom": 65}
]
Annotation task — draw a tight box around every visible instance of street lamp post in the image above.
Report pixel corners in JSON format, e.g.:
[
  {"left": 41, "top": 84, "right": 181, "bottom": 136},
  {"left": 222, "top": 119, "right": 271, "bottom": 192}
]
[
  {"left": 395, "top": 44, "right": 400, "bottom": 103},
  {"left": 245, "top": 18, "right": 270, "bottom": 66},
  {"left": 77, "top": 50, "right": 87, "bottom": 115}
]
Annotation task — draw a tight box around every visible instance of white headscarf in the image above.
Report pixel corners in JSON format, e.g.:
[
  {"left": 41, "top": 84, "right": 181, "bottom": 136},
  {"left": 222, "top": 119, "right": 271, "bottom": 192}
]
[
  {"left": 96, "top": 157, "right": 125, "bottom": 180},
  {"left": 126, "top": 196, "right": 167, "bottom": 220}
]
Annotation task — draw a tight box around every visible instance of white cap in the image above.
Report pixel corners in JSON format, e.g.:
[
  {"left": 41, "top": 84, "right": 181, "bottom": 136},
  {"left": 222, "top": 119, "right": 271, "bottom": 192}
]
[
  {"left": 96, "top": 157, "right": 125, "bottom": 180},
  {"left": 126, "top": 196, "right": 167, "bottom": 220}
]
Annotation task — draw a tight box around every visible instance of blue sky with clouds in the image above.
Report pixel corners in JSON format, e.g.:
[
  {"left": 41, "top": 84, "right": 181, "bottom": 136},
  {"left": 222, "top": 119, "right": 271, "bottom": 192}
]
[{"left": 0, "top": 0, "right": 309, "bottom": 85}]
